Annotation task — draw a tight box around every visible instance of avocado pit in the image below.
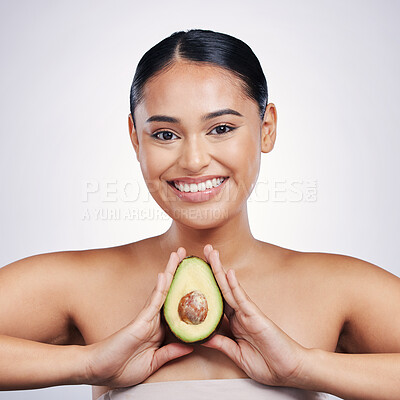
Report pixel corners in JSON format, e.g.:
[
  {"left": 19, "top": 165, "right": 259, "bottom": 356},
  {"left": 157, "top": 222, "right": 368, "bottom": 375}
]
[{"left": 178, "top": 290, "right": 208, "bottom": 325}]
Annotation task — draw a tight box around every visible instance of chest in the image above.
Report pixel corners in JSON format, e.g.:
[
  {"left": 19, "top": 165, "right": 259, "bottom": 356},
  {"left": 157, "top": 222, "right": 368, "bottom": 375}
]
[
  {"left": 74, "top": 247, "right": 346, "bottom": 393},
  {"left": 77, "top": 261, "right": 343, "bottom": 352}
]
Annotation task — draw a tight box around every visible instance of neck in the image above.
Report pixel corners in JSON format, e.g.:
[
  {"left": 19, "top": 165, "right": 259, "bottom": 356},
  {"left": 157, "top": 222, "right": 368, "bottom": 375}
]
[{"left": 158, "top": 205, "right": 259, "bottom": 269}]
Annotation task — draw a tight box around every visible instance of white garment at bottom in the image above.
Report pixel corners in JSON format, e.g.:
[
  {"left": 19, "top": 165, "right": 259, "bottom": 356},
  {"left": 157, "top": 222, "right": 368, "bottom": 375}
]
[{"left": 97, "top": 378, "right": 329, "bottom": 400}]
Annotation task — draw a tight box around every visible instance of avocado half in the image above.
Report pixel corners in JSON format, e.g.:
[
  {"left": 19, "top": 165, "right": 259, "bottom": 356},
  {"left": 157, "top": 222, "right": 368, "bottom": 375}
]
[{"left": 163, "top": 256, "right": 223, "bottom": 343}]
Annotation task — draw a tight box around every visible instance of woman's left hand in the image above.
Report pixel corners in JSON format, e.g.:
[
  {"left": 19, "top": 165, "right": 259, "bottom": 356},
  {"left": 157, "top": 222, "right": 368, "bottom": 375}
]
[{"left": 202, "top": 244, "right": 309, "bottom": 388}]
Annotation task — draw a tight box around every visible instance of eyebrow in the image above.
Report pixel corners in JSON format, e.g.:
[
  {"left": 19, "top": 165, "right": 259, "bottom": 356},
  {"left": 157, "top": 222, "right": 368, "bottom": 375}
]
[{"left": 145, "top": 108, "right": 243, "bottom": 124}]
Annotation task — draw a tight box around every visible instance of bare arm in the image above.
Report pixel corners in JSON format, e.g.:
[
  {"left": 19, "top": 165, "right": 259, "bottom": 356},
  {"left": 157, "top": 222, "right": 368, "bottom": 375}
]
[
  {"left": 0, "top": 251, "right": 88, "bottom": 389},
  {"left": 298, "top": 349, "right": 400, "bottom": 399},
  {"left": 296, "top": 255, "right": 400, "bottom": 399},
  {"left": 0, "top": 335, "right": 87, "bottom": 390}
]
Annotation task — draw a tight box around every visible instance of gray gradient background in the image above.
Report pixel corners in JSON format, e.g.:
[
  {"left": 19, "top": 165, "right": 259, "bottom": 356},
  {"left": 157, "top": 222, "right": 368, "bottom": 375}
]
[{"left": 0, "top": 0, "right": 399, "bottom": 398}]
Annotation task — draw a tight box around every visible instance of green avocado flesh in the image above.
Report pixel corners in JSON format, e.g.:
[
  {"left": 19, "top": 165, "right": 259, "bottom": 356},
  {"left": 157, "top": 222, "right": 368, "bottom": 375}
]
[{"left": 163, "top": 256, "right": 223, "bottom": 343}]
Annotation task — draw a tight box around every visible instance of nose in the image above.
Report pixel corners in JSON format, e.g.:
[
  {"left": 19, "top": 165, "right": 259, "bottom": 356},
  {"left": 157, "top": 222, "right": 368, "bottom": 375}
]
[{"left": 177, "top": 135, "right": 211, "bottom": 173}]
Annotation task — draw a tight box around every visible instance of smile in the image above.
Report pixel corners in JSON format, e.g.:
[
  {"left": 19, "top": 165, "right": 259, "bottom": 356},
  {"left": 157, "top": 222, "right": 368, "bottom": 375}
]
[
  {"left": 167, "top": 176, "right": 229, "bottom": 203},
  {"left": 171, "top": 177, "right": 227, "bottom": 193}
]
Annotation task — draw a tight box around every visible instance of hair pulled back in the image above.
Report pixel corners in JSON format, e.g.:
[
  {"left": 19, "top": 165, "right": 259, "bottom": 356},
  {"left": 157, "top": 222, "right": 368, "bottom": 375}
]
[{"left": 130, "top": 29, "right": 268, "bottom": 129}]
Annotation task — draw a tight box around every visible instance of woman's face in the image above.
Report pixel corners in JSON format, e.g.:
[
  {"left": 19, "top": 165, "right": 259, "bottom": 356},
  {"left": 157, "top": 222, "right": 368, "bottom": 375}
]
[{"left": 130, "top": 61, "right": 276, "bottom": 229}]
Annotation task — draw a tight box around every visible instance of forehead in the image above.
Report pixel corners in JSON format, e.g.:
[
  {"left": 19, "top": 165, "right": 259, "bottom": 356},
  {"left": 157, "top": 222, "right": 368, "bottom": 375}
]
[{"left": 135, "top": 61, "right": 258, "bottom": 125}]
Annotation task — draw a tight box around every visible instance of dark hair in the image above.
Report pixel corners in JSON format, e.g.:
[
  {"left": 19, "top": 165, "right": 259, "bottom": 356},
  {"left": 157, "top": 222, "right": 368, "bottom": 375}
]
[{"left": 130, "top": 29, "right": 268, "bottom": 129}]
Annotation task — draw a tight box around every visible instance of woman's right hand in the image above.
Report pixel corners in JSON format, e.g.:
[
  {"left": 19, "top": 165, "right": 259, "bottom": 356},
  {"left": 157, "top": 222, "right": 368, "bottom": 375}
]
[{"left": 83, "top": 248, "right": 193, "bottom": 388}]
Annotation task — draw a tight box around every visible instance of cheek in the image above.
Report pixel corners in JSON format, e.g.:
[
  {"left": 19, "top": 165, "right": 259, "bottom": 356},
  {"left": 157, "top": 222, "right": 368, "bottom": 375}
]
[
  {"left": 138, "top": 148, "right": 168, "bottom": 200},
  {"left": 139, "top": 145, "right": 170, "bottom": 180},
  {"left": 228, "top": 133, "right": 261, "bottom": 182}
]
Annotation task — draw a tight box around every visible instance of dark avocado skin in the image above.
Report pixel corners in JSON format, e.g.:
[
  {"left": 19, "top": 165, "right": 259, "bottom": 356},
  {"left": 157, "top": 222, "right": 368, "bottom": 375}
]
[{"left": 161, "top": 255, "right": 225, "bottom": 344}]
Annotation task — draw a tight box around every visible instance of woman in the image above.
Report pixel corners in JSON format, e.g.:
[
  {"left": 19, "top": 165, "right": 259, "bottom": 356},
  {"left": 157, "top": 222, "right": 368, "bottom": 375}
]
[{"left": 1, "top": 29, "right": 399, "bottom": 400}]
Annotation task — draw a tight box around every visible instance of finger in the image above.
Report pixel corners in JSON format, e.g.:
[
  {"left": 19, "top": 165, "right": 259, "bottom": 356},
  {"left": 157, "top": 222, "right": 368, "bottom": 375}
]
[
  {"left": 204, "top": 246, "right": 236, "bottom": 311},
  {"left": 226, "top": 269, "right": 258, "bottom": 316},
  {"left": 163, "top": 251, "right": 181, "bottom": 287},
  {"left": 201, "top": 334, "right": 243, "bottom": 367},
  {"left": 141, "top": 272, "right": 166, "bottom": 321},
  {"left": 177, "top": 247, "right": 186, "bottom": 261},
  {"left": 207, "top": 249, "right": 239, "bottom": 310},
  {"left": 143, "top": 250, "right": 183, "bottom": 319},
  {"left": 203, "top": 243, "right": 213, "bottom": 262},
  {"left": 151, "top": 343, "right": 193, "bottom": 372}
]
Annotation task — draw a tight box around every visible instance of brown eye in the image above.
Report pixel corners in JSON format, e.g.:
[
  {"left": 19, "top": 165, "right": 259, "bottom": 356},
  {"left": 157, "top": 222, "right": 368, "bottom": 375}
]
[
  {"left": 152, "top": 131, "right": 179, "bottom": 141},
  {"left": 209, "top": 125, "right": 236, "bottom": 135}
]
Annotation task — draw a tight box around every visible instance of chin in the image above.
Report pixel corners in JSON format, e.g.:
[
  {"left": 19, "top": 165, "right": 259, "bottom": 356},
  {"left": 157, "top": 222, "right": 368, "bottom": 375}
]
[{"left": 168, "top": 207, "right": 230, "bottom": 230}]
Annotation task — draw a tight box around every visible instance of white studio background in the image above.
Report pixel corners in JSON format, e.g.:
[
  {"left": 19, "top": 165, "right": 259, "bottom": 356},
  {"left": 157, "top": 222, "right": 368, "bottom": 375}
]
[{"left": 0, "top": 0, "right": 398, "bottom": 399}]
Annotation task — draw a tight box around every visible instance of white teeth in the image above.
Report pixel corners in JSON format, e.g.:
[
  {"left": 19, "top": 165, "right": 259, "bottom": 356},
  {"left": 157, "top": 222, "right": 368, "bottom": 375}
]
[{"left": 173, "top": 177, "right": 226, "bottom": 193}]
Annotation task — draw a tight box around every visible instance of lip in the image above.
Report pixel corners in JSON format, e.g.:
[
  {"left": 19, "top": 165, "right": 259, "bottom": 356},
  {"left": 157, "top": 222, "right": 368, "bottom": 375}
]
[
  {"left": 167, "top": 177, "right": 229, "bottom": 203},
  {"left": 168, "top": 175, "right": 227, "bottom": 185}
]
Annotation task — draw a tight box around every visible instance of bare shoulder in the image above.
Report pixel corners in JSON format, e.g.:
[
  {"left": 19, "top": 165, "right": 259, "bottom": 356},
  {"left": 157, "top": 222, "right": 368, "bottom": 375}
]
[
  {"left": 0, "top": 249, "right": 94, "bottom": 345},
  {"left": 288, "top": 249, "right": 399, "bottom": 299},
  {"left": 267, "top": 243, "right": 398, "bottom": 286},
  {"left": 1, "top": 242, "right": 139, "bottom": 293},
  {"left": 0, "top": 239, "right": 151, "bottom": 345},
  {"left": 277, "top": 247, "right": 400, "bottom": 353}
]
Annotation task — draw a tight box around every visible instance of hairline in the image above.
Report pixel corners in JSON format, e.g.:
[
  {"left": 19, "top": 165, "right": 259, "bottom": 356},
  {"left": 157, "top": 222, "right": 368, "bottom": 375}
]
[{"left": 132, "top": 59, "right": 258, "bottom": 123}]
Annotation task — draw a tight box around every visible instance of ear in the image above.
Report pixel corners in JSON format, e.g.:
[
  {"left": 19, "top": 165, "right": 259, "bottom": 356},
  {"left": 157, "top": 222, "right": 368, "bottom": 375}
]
[
  {"left": 128, "top": 113, "right": 140, "bottom": 161},
  {"left": 260, "top": 103, "right": 277, "bottom": 153}
]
